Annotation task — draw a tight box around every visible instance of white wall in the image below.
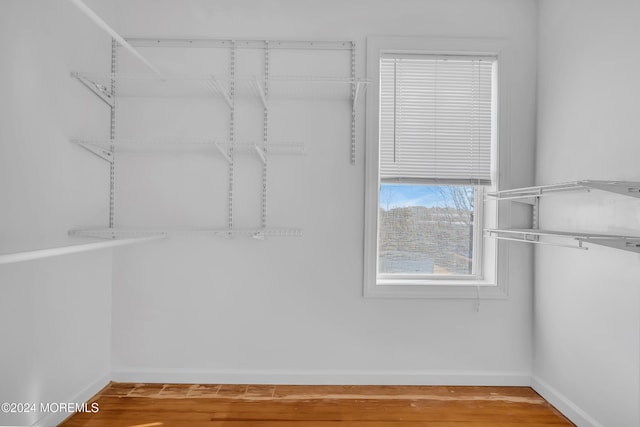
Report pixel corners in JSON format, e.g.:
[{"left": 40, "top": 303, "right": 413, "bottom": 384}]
[
  {"left": 0, "top": 1, "right": 114, "bottom": 425},
  {"left": 110, "top": 0, "right": 538, "bottom": 385},
  {"left": 534, "top": 1, "right": 640, "bottom": 426}
]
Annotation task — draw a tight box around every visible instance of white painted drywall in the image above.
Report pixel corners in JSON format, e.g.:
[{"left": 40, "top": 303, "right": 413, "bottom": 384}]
[
  {"left": 0, "top": 1, "right": 114, "bottom": 425},
  {"left": 110, "top": 0, "right": 537, "bottom": 384},
  {"left": 534, "top": 1, "right": 640, "bottom": 426}
]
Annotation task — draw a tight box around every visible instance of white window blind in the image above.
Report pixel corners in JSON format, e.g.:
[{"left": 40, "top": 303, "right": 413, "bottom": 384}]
[{"left": 379, "top": 54, "right": 496, "bottom": 185}]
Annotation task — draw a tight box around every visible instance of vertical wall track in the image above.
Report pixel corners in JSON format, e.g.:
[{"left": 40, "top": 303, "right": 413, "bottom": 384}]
[{"left": 109, "top": 38, "right": 117, "bottom": 231}]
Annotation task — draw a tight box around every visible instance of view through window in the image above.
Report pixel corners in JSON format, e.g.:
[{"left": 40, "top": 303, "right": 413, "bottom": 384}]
[{"left": 379, "top": 184, "right": 476, "bottom": 276}]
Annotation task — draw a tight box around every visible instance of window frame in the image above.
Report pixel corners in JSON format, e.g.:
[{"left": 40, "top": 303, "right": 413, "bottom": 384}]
[{"left": 364, "top": 36, "right": 511, "bottom": 299}]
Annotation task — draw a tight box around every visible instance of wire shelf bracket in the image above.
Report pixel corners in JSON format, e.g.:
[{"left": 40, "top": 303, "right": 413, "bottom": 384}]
[
  {"left": 254, "top": 145, "right": 267, "bottom": 164},
  {"left": 250, "top": 77, "right": 268, "bottom": 109},
  {"left": 206, "top": 77, "right": 233, "bottom": 107},
  {"left": 72, "top": 139, "right": 114, "bottom": 163},
  {"left": 214, "top": 142, "right": 233, "bottom": 163},
  {"left": 71, "top": 72, "right": 114, "bottom": 107},
  {"left": 353, "top": 80, "right": 367, "bottom": 110}
]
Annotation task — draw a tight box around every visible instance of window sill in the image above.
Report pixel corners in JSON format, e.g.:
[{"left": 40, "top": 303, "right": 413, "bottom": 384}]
[{"left": 365, "top": 279, "right": 507, "bottom": 299}]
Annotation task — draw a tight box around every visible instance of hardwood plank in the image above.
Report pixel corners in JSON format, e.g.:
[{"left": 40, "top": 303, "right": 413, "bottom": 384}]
[
  {"left": 61, "top": 420, "right": 574, "bottom": 427},
  {"left": 62, "top": 421, "right": 574, "bottom": 427},
  {"left": 58, "top": 383, "right": 574, "bottom": 427}
]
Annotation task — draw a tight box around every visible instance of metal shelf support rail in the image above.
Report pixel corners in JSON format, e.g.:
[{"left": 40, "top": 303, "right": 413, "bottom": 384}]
[
  {"left": 351, "top": 42, "right": 356, "bottom": 165},
  {"left": 227, "top": 41, "right": 236, "bottom": 237},
  {"left": 70, "top": 228, "right": 302, "bottom": 240},
  {"left": 109, "top": 39, "right": 117, "bottom": 230},
  {"left": 261, "top": 41, "right": 270, "bottom": 230},
  {"left": 125, "top": 39, "right": 355, "bottom": 50}
]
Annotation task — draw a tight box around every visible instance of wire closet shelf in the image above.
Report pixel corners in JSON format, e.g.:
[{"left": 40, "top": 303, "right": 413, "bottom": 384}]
[{"left": 485, "top": 180, "right": 640, "bottom": 253}]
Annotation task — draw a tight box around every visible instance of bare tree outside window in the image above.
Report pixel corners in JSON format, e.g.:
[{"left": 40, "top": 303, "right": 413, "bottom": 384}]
[{"left": 379, "top": 184, "right": 475, "bottom": 275}]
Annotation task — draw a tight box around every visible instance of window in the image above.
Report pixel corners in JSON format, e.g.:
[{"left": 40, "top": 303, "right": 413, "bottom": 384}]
[
  {"left": 379, "top": 54, "right": 494, "bottom": 280},
  {"left": 364, "top": 37, "right": 508, "bottom": 298},
  {"left": 378, "top": 184, "right": 482, "bottom": 278}
]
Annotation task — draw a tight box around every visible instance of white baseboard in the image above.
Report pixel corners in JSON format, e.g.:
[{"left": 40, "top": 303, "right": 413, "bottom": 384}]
[
  {"left": 111, "top": 368, "right": 531, "bottom": 386},
  {"left": 33, "top": 372, "right": 110, "bottom": 427},
  {"left": 531, "top": 376, "right": 605, "bottom": 427}
]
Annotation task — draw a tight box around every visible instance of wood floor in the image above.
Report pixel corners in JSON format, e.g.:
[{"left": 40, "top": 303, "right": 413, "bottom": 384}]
[{"left": 59, "top": 383, "right": 575, "bottom": 427}]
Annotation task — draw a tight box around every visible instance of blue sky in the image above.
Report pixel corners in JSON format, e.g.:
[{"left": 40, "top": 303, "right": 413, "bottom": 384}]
[{"left": 380, "top": 184, "right": 470, "bottom": 210}]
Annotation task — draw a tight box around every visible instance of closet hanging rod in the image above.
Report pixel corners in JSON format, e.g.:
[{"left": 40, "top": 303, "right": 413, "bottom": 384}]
[
  {"left": 486, "top": 234, "right": 588, "bottom": 251},
  {"left": 67, "top": 0, "right": 164, "bottom": 78},
  {"left": 486, "top": 228, "right": 640, "bottom": 253},
  {"left": 0, "top": 235, "right": 164, "bottom": 265}
]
